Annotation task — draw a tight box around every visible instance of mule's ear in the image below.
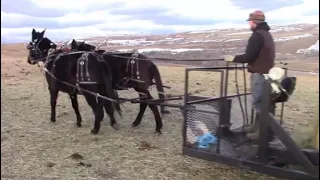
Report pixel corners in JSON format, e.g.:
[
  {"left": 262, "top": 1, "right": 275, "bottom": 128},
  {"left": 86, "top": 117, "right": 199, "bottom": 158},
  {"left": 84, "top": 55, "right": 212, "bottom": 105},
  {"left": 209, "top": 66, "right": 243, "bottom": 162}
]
[
  {"left": 70, "top": 39, "right": 77, "bottom": 49},
  {"left": 32, "top": 29, "right": 36, "bottom": 38},
  {"left": 40, "top": 28, "right": 46, "bottom": 37}
]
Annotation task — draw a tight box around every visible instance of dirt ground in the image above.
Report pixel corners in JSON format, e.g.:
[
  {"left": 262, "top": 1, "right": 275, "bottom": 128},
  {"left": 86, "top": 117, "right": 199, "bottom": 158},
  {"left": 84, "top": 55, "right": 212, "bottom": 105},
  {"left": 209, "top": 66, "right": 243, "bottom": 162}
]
[{"left": 1, "top": 44, "right": 319, "bottom": 180}]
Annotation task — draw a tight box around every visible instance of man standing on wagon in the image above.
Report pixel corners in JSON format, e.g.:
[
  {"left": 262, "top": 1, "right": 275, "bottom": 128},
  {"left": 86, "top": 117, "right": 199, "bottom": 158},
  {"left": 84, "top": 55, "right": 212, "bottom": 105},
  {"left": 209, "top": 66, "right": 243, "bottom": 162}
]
[{"left": 224, "top": 10, "right": 275, "bottom": 140}]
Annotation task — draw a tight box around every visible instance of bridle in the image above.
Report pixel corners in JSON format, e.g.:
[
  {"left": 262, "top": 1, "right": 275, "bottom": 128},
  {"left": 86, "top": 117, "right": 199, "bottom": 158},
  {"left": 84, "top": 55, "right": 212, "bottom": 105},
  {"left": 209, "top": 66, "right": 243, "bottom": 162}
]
[
  {"left": 27, "top": 38, "right": 43, "bottom": 55},
  {"left": 27, "top": 38, "right": 56, "bottom": 64}
]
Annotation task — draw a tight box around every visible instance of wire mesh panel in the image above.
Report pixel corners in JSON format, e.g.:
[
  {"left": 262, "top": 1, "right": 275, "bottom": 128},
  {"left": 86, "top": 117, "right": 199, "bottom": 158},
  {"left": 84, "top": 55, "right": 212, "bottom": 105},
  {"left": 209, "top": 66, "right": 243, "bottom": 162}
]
[
  {"left": 228, "top": 94, "right": 253, "bottom": 130},
  {"left": 184, "top": 94, "right": 255, "bottom": 157},
  {"left": 185, "top": 101, "right": 220, "bottom": 153}
]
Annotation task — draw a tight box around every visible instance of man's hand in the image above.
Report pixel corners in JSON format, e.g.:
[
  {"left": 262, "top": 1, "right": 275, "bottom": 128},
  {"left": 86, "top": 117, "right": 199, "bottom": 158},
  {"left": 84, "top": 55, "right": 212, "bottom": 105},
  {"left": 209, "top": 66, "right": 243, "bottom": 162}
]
[{"left": 224, "top": 55, "right": 235, "bottom": 62}]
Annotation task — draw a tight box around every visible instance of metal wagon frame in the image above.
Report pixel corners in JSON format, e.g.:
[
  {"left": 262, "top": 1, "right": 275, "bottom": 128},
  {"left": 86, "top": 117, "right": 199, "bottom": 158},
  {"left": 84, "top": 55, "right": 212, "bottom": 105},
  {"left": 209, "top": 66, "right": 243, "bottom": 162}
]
[
  {"left": 107, "top": 53, "right": 319, "bottom": 179},
  {"left": 179, "top": 66, "right": 319, "bottom": 180}
]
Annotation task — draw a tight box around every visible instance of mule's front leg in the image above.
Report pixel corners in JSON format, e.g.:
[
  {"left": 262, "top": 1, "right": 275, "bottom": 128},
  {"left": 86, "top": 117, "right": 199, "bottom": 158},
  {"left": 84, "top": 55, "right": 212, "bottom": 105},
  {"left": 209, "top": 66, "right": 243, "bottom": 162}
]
[
  {"left": 49, "top": 90, "right": 59, "bottom": 123},
  {"left": 145, "top": 91, "right": 163, "bottom": 134},
  {"left": 148, "top": 103, "right": 162, "bottom": 134},
  {"left": 104, "top": 101, "right": 120, "bottom": 131},
  {"left": 92, "top": 103, "right": 104, "bottom": 134},
  {"left": 132, "top": 93, "right": 148, "bottom": 127},
  {"left": 84, "top": 95, "right": 104, "bottom": 134},
  {"left": 69, "top": 94, "right": 82, "bottom": 127}
]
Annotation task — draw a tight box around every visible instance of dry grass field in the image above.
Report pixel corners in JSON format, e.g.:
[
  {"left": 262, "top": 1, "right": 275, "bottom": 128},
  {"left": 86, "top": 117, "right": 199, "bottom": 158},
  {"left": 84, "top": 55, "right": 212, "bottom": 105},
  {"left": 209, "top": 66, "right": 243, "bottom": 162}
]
[{"left": 1, "top": 43, "right": 319, "bottom": 180}]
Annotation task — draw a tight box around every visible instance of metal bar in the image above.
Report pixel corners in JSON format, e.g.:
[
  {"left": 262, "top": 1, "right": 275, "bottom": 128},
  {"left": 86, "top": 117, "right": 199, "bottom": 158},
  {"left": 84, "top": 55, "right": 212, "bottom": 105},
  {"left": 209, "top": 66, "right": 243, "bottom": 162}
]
[
  {"left": 219, "top": 70, "right": 224, "bottom": 99},
  {"left": 258, "top": 81, "right": 272, "bottom": 163},
  {"left": 182, "top": 69, "right": 189, "bottom": 148},
  {"left": 217, "top": 99, "right": 225, "bottom": 154},
  {"left": 280, "top": 68, "right": 288, "bottom": 125},
  {"left": 242, "top": 64, "right": 249, "bottom": 126},
  {"left": 267, "top": 113, "right": 318, "bottom": 175},
  {"left": 186, "top": 107, "right": 220, "bottom": 115},
  {"left": 182, "top": 147, "right": 318, "bottom": 180},
  {"left": 187, "top": 95, "right": 213, "bottom": 102},
  {"left": 144, "top": 102, "right": 183, "bottom": 109},
  {"left": 130, "top": 96, "right": 182, "bottom": 103},
  {"left": 110, "top": 54, "right": 226, "bottom": 62},
  {"left": 118, "top": 97, "right": 143, "bottom": 103},
  {"left": 186, "top": 66, "right": 246, "bottom": 72},
  {"left": 216, "top": 70, "right": 226, "bottom": 153},
  {"left": 186, "top": 93, "right": 251, "bottom": 105},
  {"left": 186, "top": 97, "right": 220, "bottom": 105},
  {"left": 269, "top": 148, "right": 319, "bottom": 166},
  {"left": 134, "top": 101, "right": 219, "bottom": 114},
  {"left": 224, "top": 63, "right": 230, "bottom": 97}
]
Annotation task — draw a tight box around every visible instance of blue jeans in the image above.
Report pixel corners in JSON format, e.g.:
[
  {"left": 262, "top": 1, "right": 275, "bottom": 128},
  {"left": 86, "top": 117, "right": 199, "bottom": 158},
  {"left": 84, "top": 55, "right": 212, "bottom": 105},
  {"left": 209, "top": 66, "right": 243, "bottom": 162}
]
[{"left": 250, "top": 73, "right": 265, "bottom": 113}]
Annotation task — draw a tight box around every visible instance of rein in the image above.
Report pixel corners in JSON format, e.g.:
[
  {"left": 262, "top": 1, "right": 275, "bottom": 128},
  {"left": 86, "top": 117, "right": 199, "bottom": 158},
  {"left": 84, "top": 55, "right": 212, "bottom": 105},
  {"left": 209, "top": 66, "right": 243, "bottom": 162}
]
[
  {"left": 42, "top": 51, "right": 119, "bottom": 103},
  {"left": 43, "top": 67, "right": 118, "bottom": 103}
]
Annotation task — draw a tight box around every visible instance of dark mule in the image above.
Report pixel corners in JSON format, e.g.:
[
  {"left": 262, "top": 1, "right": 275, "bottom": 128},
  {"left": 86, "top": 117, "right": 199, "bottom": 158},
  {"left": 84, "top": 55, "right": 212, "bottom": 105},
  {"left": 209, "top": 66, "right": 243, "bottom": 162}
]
[
  {"left": 70, "top": 39, "right": 96, "bottom": 51},
  {"left": 69, "top": 39, "right": 122, "bottom": 113},
  {"left": 70, "top": 39, "right": 170, "bottom": 134},
  {"left": 70, "top": 39, "right": 106, "bottom": 54},
  {"left": 27, "top": 29, "right": 120, "bottom": 134},
  {"left": 103, "top": 52, "right": 169, "bottom": 134}
]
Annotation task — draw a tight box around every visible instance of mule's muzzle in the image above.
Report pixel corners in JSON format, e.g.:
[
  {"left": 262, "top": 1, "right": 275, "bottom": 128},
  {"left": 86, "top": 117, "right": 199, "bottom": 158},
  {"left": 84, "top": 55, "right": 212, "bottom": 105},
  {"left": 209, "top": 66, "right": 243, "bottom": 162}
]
[{"left": 27, "top": 55, "right": 36, "bottom": 65}]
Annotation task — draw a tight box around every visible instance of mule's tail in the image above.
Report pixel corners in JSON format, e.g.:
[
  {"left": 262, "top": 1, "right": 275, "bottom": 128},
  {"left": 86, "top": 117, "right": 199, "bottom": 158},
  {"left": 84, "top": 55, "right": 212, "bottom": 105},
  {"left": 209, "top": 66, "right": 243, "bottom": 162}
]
[
  {"left": 150, "top": 62, "right": 168, "bottom": 114},
  {"left": 99, "top": 60, "right": 122, "bottom": 117}
]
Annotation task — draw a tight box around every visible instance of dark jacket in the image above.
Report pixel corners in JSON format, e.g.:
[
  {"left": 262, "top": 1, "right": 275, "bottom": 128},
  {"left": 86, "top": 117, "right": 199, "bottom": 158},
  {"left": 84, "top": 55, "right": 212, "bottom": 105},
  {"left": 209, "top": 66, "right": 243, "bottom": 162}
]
[{"left": 233, "top": 22, "right": 275, "bottom": 74}]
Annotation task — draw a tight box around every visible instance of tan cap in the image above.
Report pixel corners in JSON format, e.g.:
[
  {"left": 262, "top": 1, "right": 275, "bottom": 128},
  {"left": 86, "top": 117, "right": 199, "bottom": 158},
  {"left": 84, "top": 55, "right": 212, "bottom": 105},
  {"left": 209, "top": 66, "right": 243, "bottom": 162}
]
[{"left": 247, "top": 10, "right": 265, "bottom": 22}]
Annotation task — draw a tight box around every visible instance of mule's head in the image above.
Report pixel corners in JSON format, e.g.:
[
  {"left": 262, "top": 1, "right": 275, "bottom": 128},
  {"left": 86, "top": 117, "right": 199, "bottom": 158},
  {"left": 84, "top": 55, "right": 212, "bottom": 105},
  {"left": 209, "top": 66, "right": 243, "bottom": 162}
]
[
  {"left": 26, "top": 28, "right": 57, "bottom": 65},
  {"left": 71, "top": 39, "right": 96, "bottom": 51}
]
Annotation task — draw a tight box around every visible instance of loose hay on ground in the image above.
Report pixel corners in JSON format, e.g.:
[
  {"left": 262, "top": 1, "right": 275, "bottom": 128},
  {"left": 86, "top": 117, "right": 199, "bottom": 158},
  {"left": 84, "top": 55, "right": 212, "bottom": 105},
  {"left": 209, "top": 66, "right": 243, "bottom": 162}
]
[{"left": 2, "top": 46, "right": 318, "bottom": 180}]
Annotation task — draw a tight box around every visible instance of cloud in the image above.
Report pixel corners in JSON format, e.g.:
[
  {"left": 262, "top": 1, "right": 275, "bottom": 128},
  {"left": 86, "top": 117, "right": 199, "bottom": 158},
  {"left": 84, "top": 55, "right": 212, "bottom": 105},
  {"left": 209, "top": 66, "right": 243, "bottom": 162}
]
[{"left": 1, "top": 0, "right": 319, "bottom": 43}]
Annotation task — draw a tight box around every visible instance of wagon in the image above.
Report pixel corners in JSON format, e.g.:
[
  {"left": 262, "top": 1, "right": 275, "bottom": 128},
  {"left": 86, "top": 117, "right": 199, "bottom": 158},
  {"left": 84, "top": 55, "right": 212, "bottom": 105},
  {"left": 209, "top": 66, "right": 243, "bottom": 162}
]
[
  {"left": 135, "top": 62, "right": 319, "bottom": 180},
  {"left": 179, "top": 66, "right": 318, "bottom": 180}
]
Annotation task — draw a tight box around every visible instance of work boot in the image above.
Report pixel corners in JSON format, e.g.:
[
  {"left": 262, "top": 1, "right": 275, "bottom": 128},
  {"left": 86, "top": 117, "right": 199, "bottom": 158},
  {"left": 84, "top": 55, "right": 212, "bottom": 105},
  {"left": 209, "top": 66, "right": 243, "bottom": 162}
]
[
  {"left": 243, "top": 113, "right": 260, "bottom": 133},
  {"left": 246, "top": 127, "right": 260, "bottom": 140},
  {"left": 246, "top": 113, "right": 260, "bottom": 140},
  {"left": 243, "top": 122, "right": 258, "bottom": 133}
]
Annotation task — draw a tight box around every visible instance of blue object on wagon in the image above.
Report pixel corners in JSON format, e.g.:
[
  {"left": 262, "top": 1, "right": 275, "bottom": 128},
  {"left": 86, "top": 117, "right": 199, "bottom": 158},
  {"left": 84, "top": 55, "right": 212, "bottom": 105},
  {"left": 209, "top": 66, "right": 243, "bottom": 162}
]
[{"left": 196, "top": 132, "right": 217, "bottom": 149}]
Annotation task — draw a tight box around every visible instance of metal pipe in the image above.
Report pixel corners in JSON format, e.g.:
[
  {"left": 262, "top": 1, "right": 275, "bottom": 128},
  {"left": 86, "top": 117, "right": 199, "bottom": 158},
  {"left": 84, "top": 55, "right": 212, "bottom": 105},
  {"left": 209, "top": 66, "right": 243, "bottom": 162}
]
[
  {"left": 243, "top": 63, "right": 249, "bottom": 126},
  {"left": 182, "top": 69, "right": 189, "bottom": 148},
  {"left": 280, "top": 68, "right": 288, "bottom": 125}
]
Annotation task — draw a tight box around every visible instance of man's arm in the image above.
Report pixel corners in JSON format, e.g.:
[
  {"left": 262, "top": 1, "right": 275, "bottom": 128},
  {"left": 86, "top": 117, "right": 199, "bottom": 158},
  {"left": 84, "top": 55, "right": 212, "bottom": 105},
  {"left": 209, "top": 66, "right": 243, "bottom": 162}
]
[{"left": 233, "top": 32, "right": 264, "bottom": 63}]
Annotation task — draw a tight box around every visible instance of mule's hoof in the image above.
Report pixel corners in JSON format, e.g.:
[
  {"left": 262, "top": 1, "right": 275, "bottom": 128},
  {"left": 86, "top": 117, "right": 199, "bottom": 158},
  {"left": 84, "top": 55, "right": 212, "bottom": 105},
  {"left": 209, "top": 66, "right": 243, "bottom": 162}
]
[
  {"left": 131, "top": 122, "right": 140, "bottom": 128},
  {"left": 112, "top": 123, "right": 120, "bottom": 131},
  {"left": 91, "top": 129, "right": 99, "bottom": 134},
  {"left": 76, "top": 123, "right": 82, "bottom": 127},
  {"left": 155, "top": 129, "right": 162, "bottom": 135}
]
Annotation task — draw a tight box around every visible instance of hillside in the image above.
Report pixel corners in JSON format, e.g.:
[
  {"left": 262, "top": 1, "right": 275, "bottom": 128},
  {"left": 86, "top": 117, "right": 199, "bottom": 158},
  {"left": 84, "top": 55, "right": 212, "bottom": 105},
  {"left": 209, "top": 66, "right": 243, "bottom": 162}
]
[
  {"left": 83, "top": 23, "right": 319, "bottom": 61},
  {"left": 2, "top": 23, "right": 319, "bottom": 66}
]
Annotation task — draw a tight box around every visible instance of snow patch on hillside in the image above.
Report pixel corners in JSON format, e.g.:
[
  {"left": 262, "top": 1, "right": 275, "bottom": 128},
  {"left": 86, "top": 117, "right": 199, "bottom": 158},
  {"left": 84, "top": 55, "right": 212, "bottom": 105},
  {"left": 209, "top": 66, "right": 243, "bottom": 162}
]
[{"left": 296, "top": 40, "right": 319, "bottom": 54}]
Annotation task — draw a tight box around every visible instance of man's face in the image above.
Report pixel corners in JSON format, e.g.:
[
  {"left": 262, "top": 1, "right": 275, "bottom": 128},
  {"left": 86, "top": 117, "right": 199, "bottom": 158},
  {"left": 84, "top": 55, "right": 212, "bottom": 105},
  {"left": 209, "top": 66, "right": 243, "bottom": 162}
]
[{"left": 248, "top": 20, "right": 256, "bottom": 31}]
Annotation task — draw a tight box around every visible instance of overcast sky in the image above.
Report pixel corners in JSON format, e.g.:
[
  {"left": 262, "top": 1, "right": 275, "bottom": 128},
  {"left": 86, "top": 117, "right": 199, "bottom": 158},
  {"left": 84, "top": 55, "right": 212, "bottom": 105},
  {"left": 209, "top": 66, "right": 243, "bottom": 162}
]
[{"left": 1, "top": 0, "right": 319, "bottom": 42}]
